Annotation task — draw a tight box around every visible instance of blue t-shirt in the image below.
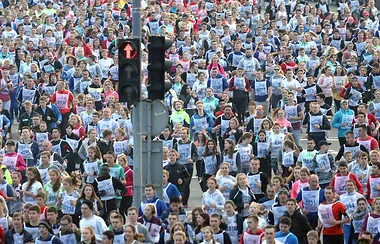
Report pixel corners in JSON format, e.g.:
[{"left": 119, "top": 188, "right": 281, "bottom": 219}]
[
  {"left": 275, "top": 231, "right": 299, "bottom": 244},
  {"left": 251, "top": 79, "right": 272, "bottom": 102}
]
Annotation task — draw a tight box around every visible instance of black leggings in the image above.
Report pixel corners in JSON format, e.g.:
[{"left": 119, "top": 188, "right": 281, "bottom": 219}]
[
  {"left": 334, "top": 99, "right": 342, "bottom": 112},
  {"left": 325, "top": 97, "right": 333, "bottom": 107},
  {"left": 119, "top": 196, "right": 133, "bottom": 222},
  {"left": 60, "top": 112, "right": 71, "bottom": 136},
  {"left": 102, "top": 198, "right": 118, "bottom": 223},
  {"left": 182, "top": 164, "right": 193, "bottom": 205},
  {"left": 323, "top": 234, "right": 344, "bottom": 244},
  {"left": 233, "top": 90, "right": 248, "bottom": 125}
]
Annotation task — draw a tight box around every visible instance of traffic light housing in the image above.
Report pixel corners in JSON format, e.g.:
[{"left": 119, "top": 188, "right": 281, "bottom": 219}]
[
  {"left": 118, "top": 39, "right": 141, "bottom": 103},
  {"left": 147, "top": 36, "right": 173, "bottom": 100}
]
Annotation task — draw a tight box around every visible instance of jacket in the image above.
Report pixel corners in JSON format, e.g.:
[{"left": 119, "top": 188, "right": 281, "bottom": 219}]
[
  {"left": 332, "top": 107, "right": 355, "bottom": 137},
  {"left": 34, "top": 106, "right": 58, "bottom": 131},
  {"left": 123, "top": 166, "right": 133, "bottom": 196},
  {"left": 138, "top": 195, "right": 167, "bottom": 218},
  {"left": 228, "top": 186, "right": 255, "bottom": 214},
  {"left": 15, "top": 140, "right": 40, "bottom": 167},
  {"left": 4, "top": 228, "right": 34, "bottom": 244},
  {"left": 282, "top": 210, "right": 312, "bottom": 244},
  {"left": 164, "top": 162, "right": 190, "bottom": 191},
  {"left": 160, "top": 206, "right": 187, "bottom": 225},
  {"left": 18, "top": 111, "right": 39, "bottom": 130},
  {"left": 190, "top": 112, "right": 214, "bottom": 134},
  {"left": 169, "top": 109, "right": 190, "bottom": 127},
  {"left": 97, "top": 139, "right": 114, "bottom": 157}
]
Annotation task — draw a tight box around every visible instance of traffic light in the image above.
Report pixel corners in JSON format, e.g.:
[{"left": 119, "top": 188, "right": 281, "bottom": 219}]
[
  {"left": 147, "top": 36, "right": 173, "bottom": 100},
  {"left": 118, "top": 39, "right": 141, "bottom": 103}
]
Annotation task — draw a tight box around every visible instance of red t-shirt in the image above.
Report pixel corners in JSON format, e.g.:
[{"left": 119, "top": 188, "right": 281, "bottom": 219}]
[
  {"left": 239, "top": 229, "right": 264, "bottom": 244},
  {"left": 51, "top": 90, "right": 74, "bottom": 115},
  {"left": 320, "top": 201, "right": 347, "bottom": 235},
  {"left": 366, "top": 174, "right": 380, "bottom": 204},
  {"left": 354, "top": 114, "right": 377, "bottom": 128},
  {"left": 330, "top": 172, "right": 364, "bottom": 194},
  {"left": 357, "top": 136, "right": 379, "bottom": 151}
]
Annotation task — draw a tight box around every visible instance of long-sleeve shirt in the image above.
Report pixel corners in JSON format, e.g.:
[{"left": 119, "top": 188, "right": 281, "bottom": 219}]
[
  {"left": 173, "top": 140, "right": 199, "bottom": 165},
  {"left": 202, "top": 189, "right": 225, "bottom": 215},
  {"left": 332, "top": 108, "right": 355, "bottom": 137},
  {"left": 138, "top": 196, "right": 167, "bottom": 218},
  {"left": 228, "top": 76, "right": 250, "bottom": 92},
  {"left": 303, "top": 111, "right": 331, "bottom": 134},
  {"left": 330, "top": 172, "right": 364, "bottom": 195},
  {"left": 2, "top": 152, "right": 26, "bottom": 173},
  {"left": 50, "top": 89, "right": 74, "bottom": 115},
  {"left": 79, "top": 215, "right": 108, "bottom": 243},
  {"left": 311, "top": 151, "right": 335, "bottom": 185},
  {"left": 365, "top": 173, "right": 380, "bottom": 205},
  {"left": 190, "top": 113, "right": 213, "bottom": 134},
  {"left": 351, "top": 164, "right": 372, "bottom": 194}
]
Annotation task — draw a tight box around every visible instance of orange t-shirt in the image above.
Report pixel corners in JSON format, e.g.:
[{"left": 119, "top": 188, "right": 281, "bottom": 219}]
[{"left": 321, "top": 201, "right": 347, "bottom": 235}]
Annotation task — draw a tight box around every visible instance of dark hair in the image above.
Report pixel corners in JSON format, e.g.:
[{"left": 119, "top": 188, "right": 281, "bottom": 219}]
[
  {"left": 102, "top": 129, "right": 112, "bottom": 137},
  {"left": 358, "top": 124, "right": 368, "bottom": 131},
  {"left": 210, "top": 214, "right": 221, "bottom": 220},
  {"left": 204, "top": 139, "right": 217, "bottom": 156},
  {"left": 338, "top": 161, "right": 348, "bottom": 168},
  {"left": 324, "top": 186, "right": 335, "bottom": 192},
  {"left": 372, "top": 161, "right": 380, "bottom": 168},
  {"left": 279, "top": 216, "right": 291, "bottom": 226},
  {"left": 81, "top": 199, "right": 94, "bottom": 210},
  {"left": 191, "top": 207, "right": 204, "bottom": 226},
  {"left": 145, "top": 184, "right": 155, "bottom": 190},
  {"left": 170, "top": 196, "right": 181, "bottom": 204},
  {"left": 66, "top": 124, "right": 74, "bottom": 130},
  {"left": 316, "top": 93, "right": 325, "bottom": 100},
  {"left": 197, "top": 212, "right": 210, "bottom": 229},
  {"left": 47, "top": 206, "right": 58, "bottom": 214},
  {"left": 286, "top": 198, "right": 297, "bottom": 205},
  {"left": 264, "top": 225, "right": 276, "bottom": 231},
  {"left": 52, "top": 127, "right": 61, "bottom": 134},
  {"left": 61, "top": 215, "right": 73, "bottom": 223},
  {"left": 103, "top": 230, "right": 114, "bottom": 241},
  {"left": 307, "top": 137, "right": 315, "bottom": 142}
]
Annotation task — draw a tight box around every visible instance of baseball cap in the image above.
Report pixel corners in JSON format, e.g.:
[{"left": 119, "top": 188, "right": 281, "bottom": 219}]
[
  {"left": 318, "top": 140, "right": 332, "bottom": 148},
  {"left": 5, "top": 140, "right": 15, "bottom": 146},
  {"left": 279, "top": 188, "right": 289, "bottom": 195},
  {"left": 363, "top": 11, "right": 370, "bottom": 16}
]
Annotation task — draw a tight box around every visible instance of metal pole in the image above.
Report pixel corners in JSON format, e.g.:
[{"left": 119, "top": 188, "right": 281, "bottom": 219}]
[
  {"left": 132, "top": 0, "right": 143, "bottom": 207},
  {"left": 147, "top": 102, "right": 152, "bottom": 184},
  {"left": 132, "top": 0, "right": 141, "bottom": 38}
]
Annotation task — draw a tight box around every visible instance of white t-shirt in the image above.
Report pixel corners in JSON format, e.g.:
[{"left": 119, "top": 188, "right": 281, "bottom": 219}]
[
  {"left": 21, "top": 181, "right": 43, "bottom": 204},
  {"left": 79, "top": 215, "right": 108, "bottom": 243}
]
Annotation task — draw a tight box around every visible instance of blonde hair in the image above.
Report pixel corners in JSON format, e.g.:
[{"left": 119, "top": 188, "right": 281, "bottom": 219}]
[
  {"left": 201, "top": 226, "right": 216, "bottom": 243},
  {"left": 144, "top": 204, "right": 157, "bottom": 217},
  {"left": 235, "top": 173, "right": 247, "bottom": 187},
  {"left": 82, "top": 226, "right": 96, "bottom": 242},
  {"left": 70, "top": 114, "right": 82, "bottom": 125}
]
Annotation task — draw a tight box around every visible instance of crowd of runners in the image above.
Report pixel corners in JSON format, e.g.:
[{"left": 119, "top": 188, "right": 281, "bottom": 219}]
[{"left": 0, "top": 0, "right": 378, "bottom": 243}]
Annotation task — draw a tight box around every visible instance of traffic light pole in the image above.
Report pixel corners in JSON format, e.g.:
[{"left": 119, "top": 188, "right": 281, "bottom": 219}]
[
  {"left": 132, "top": 0, "right": 144, "bottom": 206},
  {"left": 132, "top": 0, "right": 141, "bottom": 38}
]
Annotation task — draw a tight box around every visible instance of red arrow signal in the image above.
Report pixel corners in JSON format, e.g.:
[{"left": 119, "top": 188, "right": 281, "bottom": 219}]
[{"left": 124, "top": 43, "right": 137, "bottom": 59}]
